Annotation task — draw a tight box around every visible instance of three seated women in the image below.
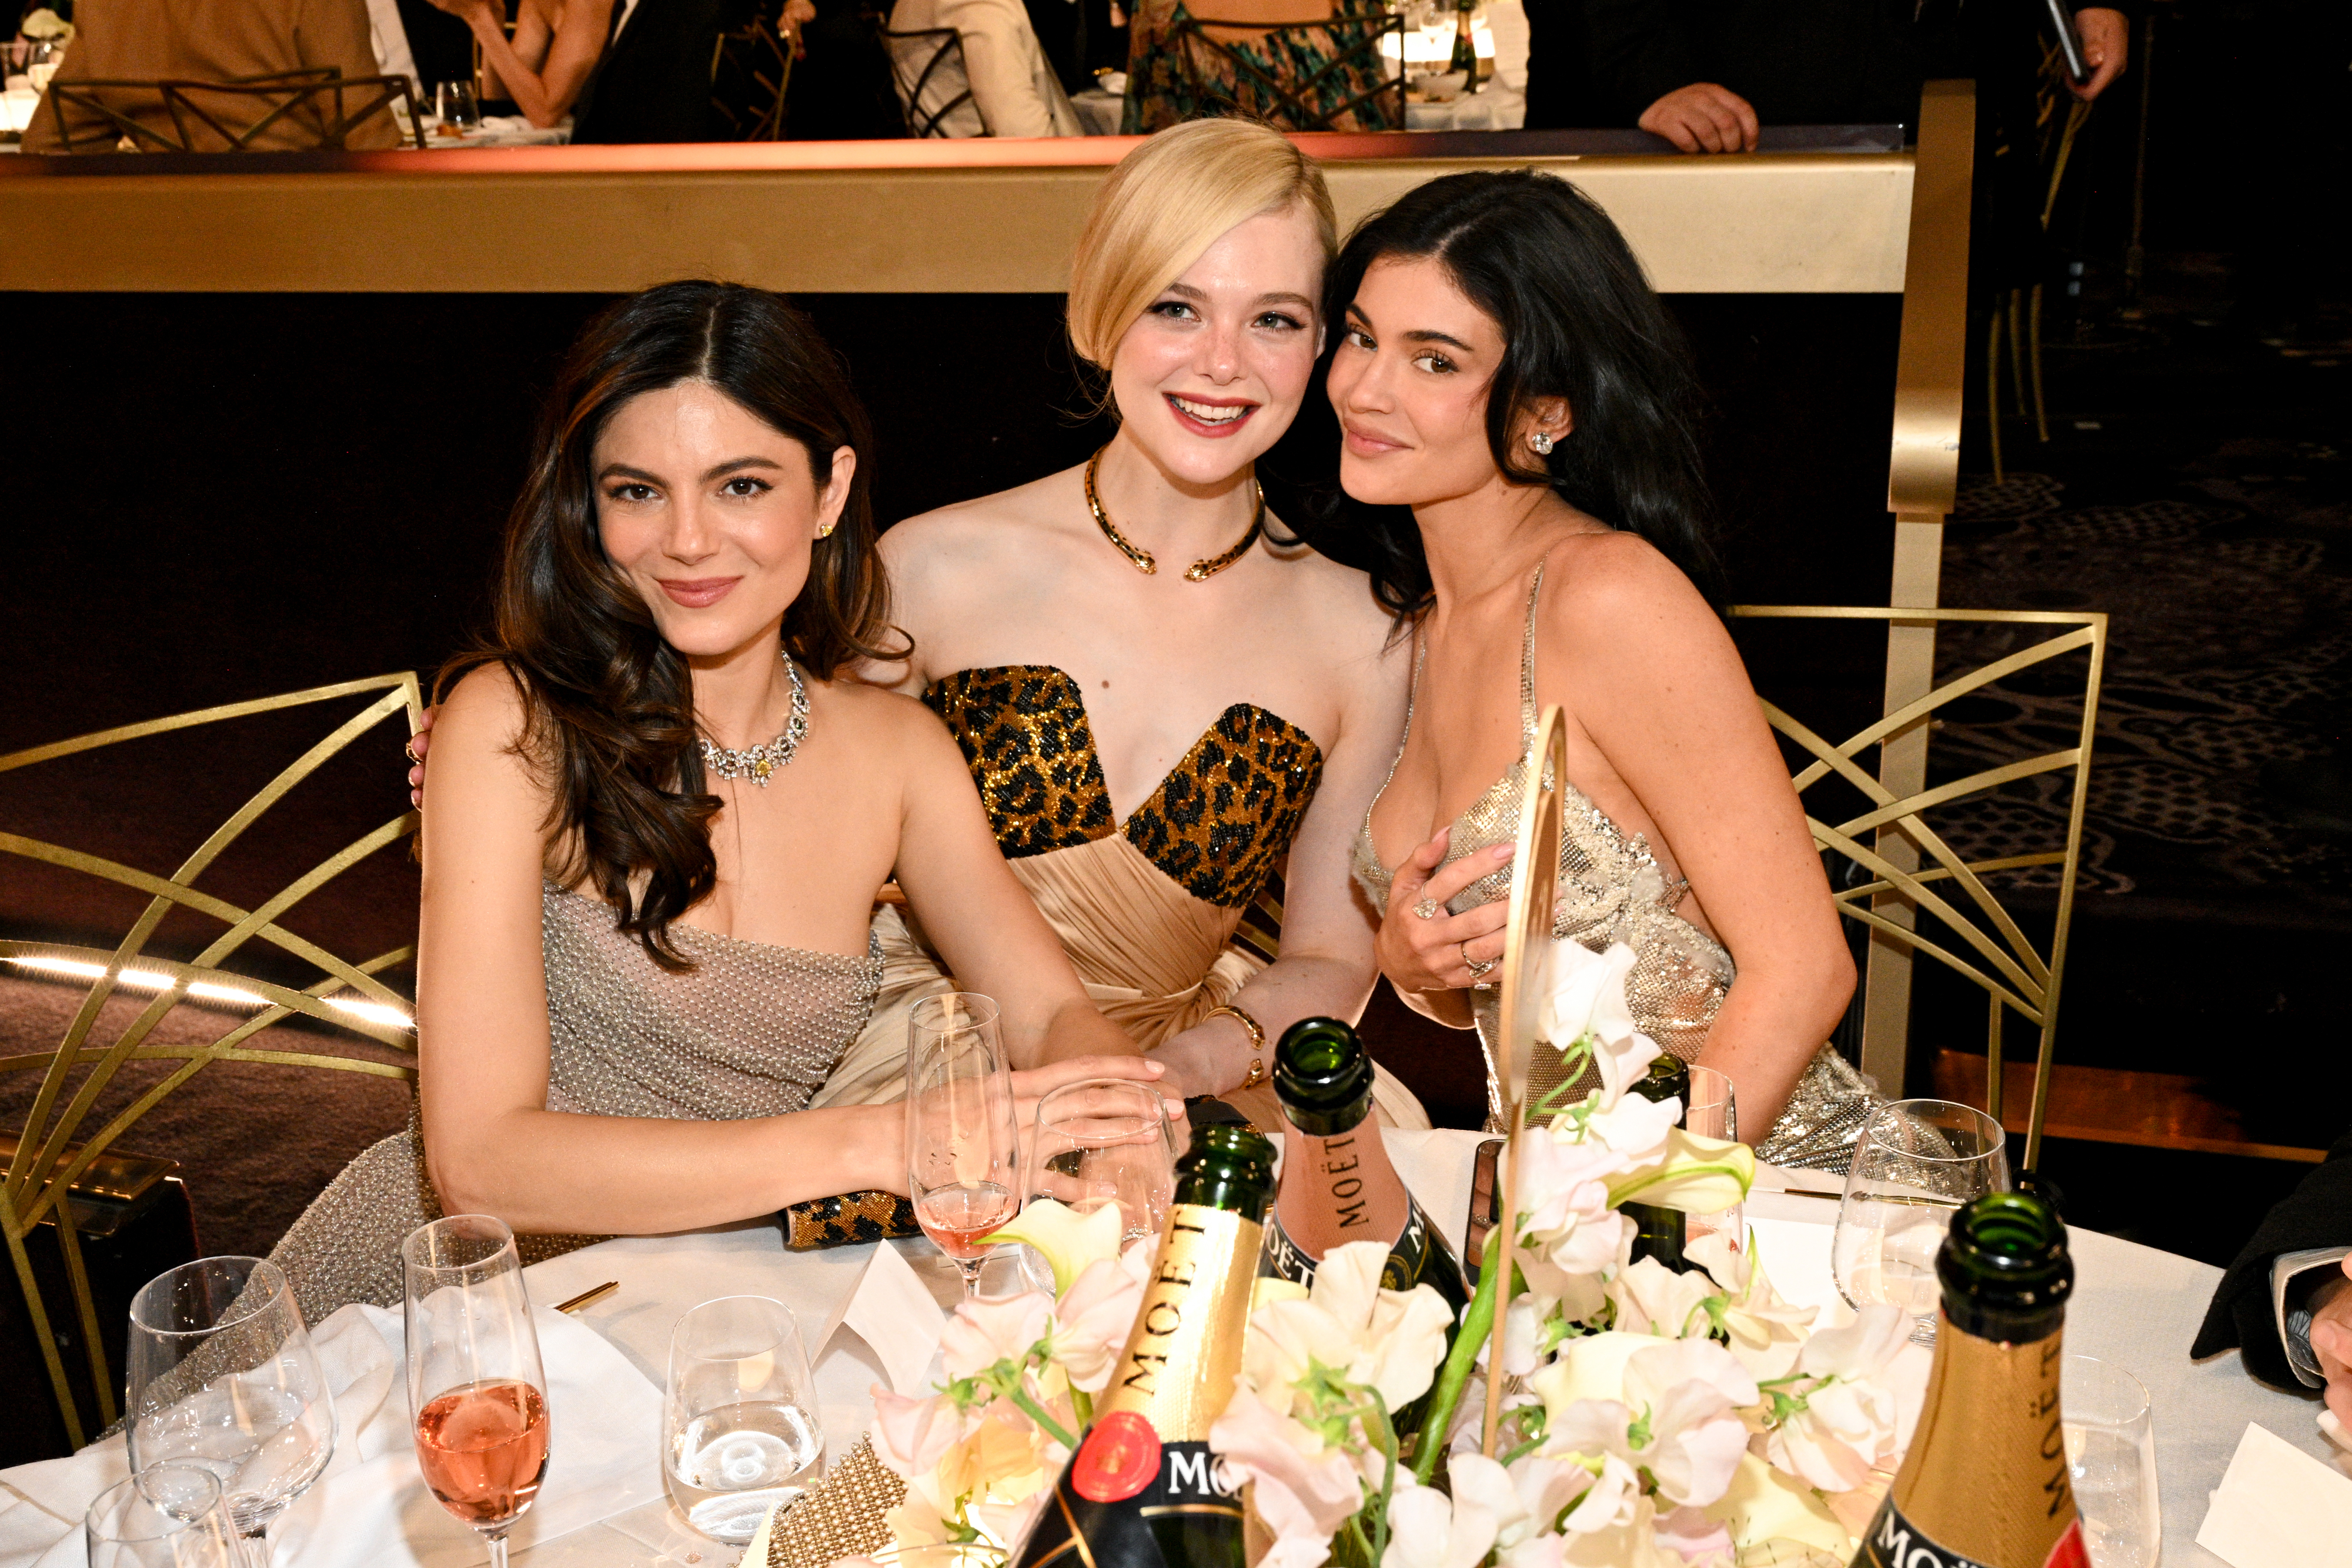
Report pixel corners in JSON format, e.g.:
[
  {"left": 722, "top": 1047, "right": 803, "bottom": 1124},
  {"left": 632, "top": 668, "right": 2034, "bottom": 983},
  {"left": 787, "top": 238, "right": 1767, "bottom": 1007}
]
[{"left": 280, "top": 118, "right": 1863, "bottom": 1318}]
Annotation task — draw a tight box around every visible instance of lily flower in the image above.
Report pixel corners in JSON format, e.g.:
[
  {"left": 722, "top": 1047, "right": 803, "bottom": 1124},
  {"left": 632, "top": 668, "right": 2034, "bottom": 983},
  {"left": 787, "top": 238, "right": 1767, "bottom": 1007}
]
[{"left": 980, "top": 1198, "right": 1124, "bottom": 1296}]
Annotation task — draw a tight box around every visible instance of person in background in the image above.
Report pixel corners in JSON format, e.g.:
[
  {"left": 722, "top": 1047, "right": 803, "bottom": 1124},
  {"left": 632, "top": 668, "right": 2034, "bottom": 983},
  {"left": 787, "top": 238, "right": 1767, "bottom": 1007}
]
[
  {"left": 24, "top": 0, "right": 406, "bottom": 151},
  {"left": 887, "top": 0, "right": 1081, "bottom": 136},
  {"left": 426, "top": 0, "right": 611, "bottom": 128},
  {"left": 1530, "top": 1, "right": 2130, "bottom": 149},
  {"left": 2196, "top": 1126, "right": 2352, "bottom": 1427}
]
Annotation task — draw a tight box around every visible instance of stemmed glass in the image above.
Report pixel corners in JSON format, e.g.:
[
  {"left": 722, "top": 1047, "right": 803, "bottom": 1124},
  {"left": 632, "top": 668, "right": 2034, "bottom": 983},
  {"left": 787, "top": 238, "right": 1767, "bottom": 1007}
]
[
  {"left": 1023, "top": 1077, "right": 1178, "bottom": 1249},
  {"left": 85, "top": 1465, "right": 246, "bottom": 1568},
  {"left": 125, "top": 1255, "right": 335, "bottom": 1547},
  {"left": 1682, "top": 1064, "right": 1742, "bottom": 1255},
  {"left": 664, "top": 1296, "right": 823, "bottom": 1544},
  {"left": 906, "top": 992, "right": 1023, "bottom": 1299},
  {"left": 1832, "top": 1099, "right": 2008, "bottom": 1344},
  {"left": 2063, "top": 1355, "right": 2161, "bottom": 1567},
  {"left": 403, "top": 1215, "right": 552, "bottom": 1568}
]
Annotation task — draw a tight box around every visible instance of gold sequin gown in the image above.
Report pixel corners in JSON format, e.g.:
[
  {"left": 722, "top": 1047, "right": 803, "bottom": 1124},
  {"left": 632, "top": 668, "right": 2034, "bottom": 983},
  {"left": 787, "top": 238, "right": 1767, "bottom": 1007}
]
[
  {"left": 808, "top": 667, "right": 1428, "bottom": 1131},
  {"left": 1351, "top": 562, "right": 1883, "bottom": 1171},
  {"left": 268, "top": 884, "right": 883, "bottom": 1323}
]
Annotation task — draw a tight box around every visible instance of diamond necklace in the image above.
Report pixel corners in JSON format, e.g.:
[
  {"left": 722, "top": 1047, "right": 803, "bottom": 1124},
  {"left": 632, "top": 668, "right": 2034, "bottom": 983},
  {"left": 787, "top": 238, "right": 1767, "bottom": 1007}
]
[
  {"left": 698, "top": 652, "right": 808, "bottom": 787},
  {"left": 1084, "top": 445, "right": 1264, "bottom": 581}
]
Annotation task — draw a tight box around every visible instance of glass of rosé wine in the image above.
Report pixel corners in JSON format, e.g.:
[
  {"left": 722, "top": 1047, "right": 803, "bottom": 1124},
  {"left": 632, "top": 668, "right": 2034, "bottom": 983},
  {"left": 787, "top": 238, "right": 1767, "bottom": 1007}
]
[
  {"left": 906, "top": 992, "right": 1022, "bottom": 1300},
  {"left": 402, "top": 1215, "right": 551, "bottom": 1568}
]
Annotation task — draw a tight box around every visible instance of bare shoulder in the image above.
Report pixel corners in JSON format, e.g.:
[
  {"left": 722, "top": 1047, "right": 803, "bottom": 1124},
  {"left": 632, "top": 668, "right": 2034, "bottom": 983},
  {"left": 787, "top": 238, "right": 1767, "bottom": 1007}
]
[
  {"left": 882, "top": 467, "right": 1083, "bottom": 580},
  {"left": 809, "top": 673, "right": 956, "bottom": 758},
  {"left": 437, "top": 662, "right": 533, "bottom": 751},
  {"left": 1540, "top": 530, "right": 1722, "bottom": 647}
]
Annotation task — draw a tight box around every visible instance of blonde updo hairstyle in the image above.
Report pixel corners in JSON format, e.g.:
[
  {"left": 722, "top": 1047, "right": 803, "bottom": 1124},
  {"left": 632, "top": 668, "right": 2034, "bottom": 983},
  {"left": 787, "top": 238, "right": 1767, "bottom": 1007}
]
[{"left": 1065, "top": 118, "right": 1338, "bottom": 382}]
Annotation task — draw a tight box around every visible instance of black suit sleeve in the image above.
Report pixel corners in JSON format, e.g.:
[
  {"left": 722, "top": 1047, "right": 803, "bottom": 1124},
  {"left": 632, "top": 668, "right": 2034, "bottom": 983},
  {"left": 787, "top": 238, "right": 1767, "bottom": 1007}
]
[
  {"left": 1580, "top": 0, "right": 1703, "bottom": 126},
  {"left": 2193, "top": 1125, "right": 2352, "bottom": 1388}
]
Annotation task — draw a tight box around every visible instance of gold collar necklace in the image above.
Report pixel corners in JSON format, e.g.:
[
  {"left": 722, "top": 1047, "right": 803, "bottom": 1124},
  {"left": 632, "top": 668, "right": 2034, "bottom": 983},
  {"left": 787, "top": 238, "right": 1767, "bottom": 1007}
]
[{"left": 1084, "top": 445, "right": 1264, "bottom": 582}]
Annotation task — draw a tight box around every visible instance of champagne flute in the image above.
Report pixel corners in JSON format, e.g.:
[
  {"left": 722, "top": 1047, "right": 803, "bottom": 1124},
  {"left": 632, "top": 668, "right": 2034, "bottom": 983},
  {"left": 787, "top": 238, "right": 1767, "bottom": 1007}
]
[
  {"left": 85, "top": 1465, "right": 246, "bottom": 1568},
  {"left": 403, "top": 1215, "right": 552, "bottom": 1568},
  {"left": 2062, "top": 1355, "right": 2161, "bottom": 1568},
  {"left": 1832, "top": 1099, "right": 2008, "bottom": 1344},
  {"left": 664, "top": 1296, "right": 823, "bottom": 1543},
  {"left": 1681, "top": 1064, "right": 1742, "bottom": 1255},
  {"left": 906, "top": 992, "right": 1022, "bottom": 1299},
  {"left": 1023, "top": 1077, "right": 1177, "bottom": 1249},
  {"left": 125, "top": 1255, "right": 335, "bottom": 1546}
]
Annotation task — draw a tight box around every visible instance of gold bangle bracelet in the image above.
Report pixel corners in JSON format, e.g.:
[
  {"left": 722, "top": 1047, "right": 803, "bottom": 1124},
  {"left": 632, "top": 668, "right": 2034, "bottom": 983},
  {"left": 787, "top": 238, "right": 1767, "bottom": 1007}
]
[{"left": 1204, "top": 1003, "right": 1267, "bottom": 1090}]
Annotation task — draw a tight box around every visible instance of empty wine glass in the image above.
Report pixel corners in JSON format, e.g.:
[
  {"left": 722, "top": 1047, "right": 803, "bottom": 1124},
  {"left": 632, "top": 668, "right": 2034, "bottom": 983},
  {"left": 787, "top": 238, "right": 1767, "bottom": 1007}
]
[
  {"left": 403, "top": 1215, "right": 551, "bottom": 1568},
  {"left": 1023, "top": 1077, "right": 1178, "bottom": 1249},
  {"left": 125, "top": 1255, "right": 335, "bottom": 1546},
  {"left": 906, "top": 992, "right": 1022, "bottom": 1299},
  {"left": 664, "top": 1296, "right": 823, "bottom": 1543},
  {"left": 1682, "top": 1064, "right": 1742, "bottom": 1255},
  {"left": 1833, "top": 1099, "right": 2007, "bottom": 1344},
  {"left": 85, "top": 1465, "right": 246, "bottom": 1568},
  {"left": 432, "top": 80, "right": 480, "bottom": 133},
  {"left": 2063, "top": 1355, "right": 2161, "bottom": 1568}
]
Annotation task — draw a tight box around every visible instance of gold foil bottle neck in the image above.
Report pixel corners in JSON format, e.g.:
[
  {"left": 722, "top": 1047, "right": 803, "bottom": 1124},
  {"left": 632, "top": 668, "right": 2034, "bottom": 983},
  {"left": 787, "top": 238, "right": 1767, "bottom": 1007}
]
[{"left": 1098, "top": 1203, "right": 1262, "bottom": 1443}]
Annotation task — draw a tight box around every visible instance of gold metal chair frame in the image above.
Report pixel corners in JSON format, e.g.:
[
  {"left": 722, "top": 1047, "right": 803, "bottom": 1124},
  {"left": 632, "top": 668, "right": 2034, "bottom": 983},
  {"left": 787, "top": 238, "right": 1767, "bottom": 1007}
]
[
  {"left": 1726, "top": 606, "right": 2107, "bottom": 1172},
  {"left": 1165, "top": 7, "right": 1406, "bottom": 133},
  {"left": 1, "top": 674, "right": 423, "bottom": 1447},
  {"left": 43, "top": 68, "right": 426, "bottom": 153}
]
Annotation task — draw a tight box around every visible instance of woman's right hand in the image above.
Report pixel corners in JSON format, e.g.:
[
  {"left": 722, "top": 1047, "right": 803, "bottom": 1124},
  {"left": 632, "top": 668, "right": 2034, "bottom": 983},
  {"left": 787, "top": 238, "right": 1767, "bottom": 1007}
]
[
  {"left": 1377, "top": 827, "right": 1515, "bottom": 994},
  {"left": 406, "top": 705, "right": 439, "bottom": 810}
]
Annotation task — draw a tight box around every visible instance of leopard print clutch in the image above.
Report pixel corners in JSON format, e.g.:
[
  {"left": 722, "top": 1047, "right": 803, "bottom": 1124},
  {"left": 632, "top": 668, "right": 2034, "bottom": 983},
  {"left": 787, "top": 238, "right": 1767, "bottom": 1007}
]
[{"left": 779, "top": 1189, "right": 921, "bottom": 1250}]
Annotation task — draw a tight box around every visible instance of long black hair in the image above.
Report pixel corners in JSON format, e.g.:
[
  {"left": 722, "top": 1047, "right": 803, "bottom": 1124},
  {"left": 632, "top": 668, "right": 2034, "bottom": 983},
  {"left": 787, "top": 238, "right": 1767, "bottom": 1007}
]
[
  {"left": 441, "top": 281, "right": 904, "bottom": 970},
  {"left": 1311, "top": 169, "right": 1725, "bottom": 619}
]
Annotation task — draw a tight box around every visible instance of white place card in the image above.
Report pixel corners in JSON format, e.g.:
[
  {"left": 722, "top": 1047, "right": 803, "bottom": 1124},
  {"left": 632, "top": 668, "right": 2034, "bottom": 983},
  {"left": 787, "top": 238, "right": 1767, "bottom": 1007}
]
[{"left": 2194, "top": 1420, "right": 2352, "bottom": 1566}]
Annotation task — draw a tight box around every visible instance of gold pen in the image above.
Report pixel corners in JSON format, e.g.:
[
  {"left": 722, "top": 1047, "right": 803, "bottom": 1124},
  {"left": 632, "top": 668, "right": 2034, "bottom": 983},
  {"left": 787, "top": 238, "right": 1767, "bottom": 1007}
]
[{"left": 554, "top": 1280, "right": 619, "bottom": 1314}]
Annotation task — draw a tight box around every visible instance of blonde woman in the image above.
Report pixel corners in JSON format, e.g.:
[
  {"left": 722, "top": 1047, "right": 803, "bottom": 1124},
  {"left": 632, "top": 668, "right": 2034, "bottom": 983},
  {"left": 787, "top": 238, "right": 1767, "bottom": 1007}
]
[{"left": 820, "top": 119, "right": 1426, "bottom": 1126}]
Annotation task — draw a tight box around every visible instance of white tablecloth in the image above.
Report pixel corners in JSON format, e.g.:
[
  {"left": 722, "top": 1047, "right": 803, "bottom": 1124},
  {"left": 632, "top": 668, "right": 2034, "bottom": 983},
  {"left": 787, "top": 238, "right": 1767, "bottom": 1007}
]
[{"left": 3, "top": 1129, "right": 2337, "bottom": 1565}]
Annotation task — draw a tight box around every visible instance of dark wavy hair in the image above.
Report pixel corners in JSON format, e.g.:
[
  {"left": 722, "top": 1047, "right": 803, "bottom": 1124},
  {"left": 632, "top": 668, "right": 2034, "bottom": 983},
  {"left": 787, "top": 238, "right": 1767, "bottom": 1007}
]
[
  {"left": 441, "top": 280, "right": 904, "bottom": 970},
  {"left": 1313, "top": 169, "right": 1725, "bottom": 619}
]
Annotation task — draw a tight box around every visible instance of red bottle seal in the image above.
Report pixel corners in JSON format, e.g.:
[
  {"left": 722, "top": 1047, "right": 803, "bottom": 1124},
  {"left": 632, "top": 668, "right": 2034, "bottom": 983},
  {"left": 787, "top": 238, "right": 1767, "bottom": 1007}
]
[{"left": 1071, "top": 1411, "right": 1161, "bottom": 1503}]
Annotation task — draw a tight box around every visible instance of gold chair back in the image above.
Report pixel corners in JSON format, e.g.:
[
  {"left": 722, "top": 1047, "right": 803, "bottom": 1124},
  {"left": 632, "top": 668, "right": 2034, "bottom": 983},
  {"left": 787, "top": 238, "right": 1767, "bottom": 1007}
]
[
  {"left": 44, "top": 68, "right": 425, "bottom": 152},
  {"left": 0, "top": 674, "right": 423, "bottom": 1447},
  {"left": 1728, "top": 606, "right": 2107, "bottom": 1172}
]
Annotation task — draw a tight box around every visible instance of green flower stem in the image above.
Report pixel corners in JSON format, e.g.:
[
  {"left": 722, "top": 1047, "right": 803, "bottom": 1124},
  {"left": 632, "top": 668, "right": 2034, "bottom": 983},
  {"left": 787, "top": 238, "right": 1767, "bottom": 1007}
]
[
  {"left": 1070, "top": 1388, "right": 1093, "bottom": 1429},
  {"left": 1412, "top": 1223, "right": 1516, "bottom": 1485},
  {"left": 1003, "top": 1383, "right": 1080, "bottom": 1453},
  {"left": 1604, "top": 1158, "right": 1753, "bottom": 1211}
]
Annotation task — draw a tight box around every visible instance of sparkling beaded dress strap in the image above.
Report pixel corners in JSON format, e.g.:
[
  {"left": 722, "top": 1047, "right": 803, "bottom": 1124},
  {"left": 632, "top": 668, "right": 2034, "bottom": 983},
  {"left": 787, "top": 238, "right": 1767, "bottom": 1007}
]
[{"left": 1518, "top": 559, "right": 1548, "bottom": 747}]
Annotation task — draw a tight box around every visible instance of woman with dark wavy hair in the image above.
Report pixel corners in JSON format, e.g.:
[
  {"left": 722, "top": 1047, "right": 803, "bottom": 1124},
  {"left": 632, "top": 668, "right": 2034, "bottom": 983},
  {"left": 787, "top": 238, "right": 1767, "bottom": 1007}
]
[
  {"left": 271, "top": 281, "right": 1154, "bottom": 1317},
  {"left": 1333, "top": 171, "right": 1873, "bottom": 1168}
]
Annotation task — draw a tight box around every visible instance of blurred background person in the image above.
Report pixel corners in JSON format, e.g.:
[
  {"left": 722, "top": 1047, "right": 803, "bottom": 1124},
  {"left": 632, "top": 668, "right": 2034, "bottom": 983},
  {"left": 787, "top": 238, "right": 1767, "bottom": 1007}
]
[
  {"left": 2197, "top": 1126, "right": 2352, "bottom": 1426},
  {"left": 24, "top": 0, "right": 407, "bottom": 151},
  {"left": 426, "top": 0, "right": 611, "bottom": 128},
  {"left": 888, "top": 0, "right": 1082, "bottom": 136}
]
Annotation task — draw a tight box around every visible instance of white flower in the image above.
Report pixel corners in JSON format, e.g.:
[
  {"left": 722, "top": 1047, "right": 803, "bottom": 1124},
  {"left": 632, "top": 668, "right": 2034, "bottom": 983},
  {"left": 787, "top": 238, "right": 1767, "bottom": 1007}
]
[
  {"left": 1048, "top": 1240, "right": 1152, "bottom": 1392},
  {"left": 1651, "top": 1503, "right": 1736, "bottom": 1566},
  {"left": 938, "top": 1290, "right": 1053, "bottom": 1380},
  {"left": 1581, "top": 1089, "right": 1682, "bottom": 1164},
  {"left": 1242, "top": 1241, "right": 1454, "bottom": 1416},
  {"left": 1702, "top": 1452, "right": 1853, "bottom": 1562},
  {"left": 1516, "top": 1130, "right": 1635, "bottom": 1279},
  {"left": 1535, "top": 940, "right": 1659, "bottom": 1109},
  {"left": 1605, "top": 1129, "right": 1757, "bottom": 1218},
  {"left": 867, "top": 1384, "right": 970, "bottom": 1480},
  {"left": 1208, "top": 1383, "right": 1363, "bottom": 1557},
  {"left": 1605, "top": 1256, "right": 1719, "bottom": 1340},
  {"left": 981, "top": 1198, "right": 1125, "bottom": 1296},
  {"left": 1760, "top": 1305, "right": 1907, "bottom": 1492},
  {"left": 1541, "top": 1339, "right": 1755, "bottom": 1512},
  {"left": 1686, "top": 1231, "right": 1816, "bottom": 1380},
  {"left": 1383, "top": 1474, "right": 1501, "bottom": 1568}
]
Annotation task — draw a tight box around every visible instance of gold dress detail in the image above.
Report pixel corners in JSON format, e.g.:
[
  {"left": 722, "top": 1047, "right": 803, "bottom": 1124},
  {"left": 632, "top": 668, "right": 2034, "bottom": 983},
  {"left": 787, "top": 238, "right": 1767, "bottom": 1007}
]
[
  {"left": 1350, "top": 563, "right": 1883, "bottom": 1171},
  {"left": 811, "top": 667, "right": 1431, "bottom": 1131},
  {"left": 268, "top": 883, "right": 883, "bottom": 1323}
]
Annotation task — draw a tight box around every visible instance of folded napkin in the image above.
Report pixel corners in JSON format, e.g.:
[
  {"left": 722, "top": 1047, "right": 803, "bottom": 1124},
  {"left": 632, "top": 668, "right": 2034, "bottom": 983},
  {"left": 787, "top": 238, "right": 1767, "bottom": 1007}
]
[
  {"left": 2196, "top": 1420, "right": 2352, "bottom": 1566},
  {"left": 813, "top": 1240, "right": 947, "bottom": 1400},
  {"left": 0, "top": 1301, "right": 659, "bottom": 1568}
]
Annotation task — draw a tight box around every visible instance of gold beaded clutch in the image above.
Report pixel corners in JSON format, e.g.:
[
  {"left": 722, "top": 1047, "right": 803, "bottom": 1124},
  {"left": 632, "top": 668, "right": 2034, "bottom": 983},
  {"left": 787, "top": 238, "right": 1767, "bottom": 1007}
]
[
  {"left": 766, "top": 1436, "right": 906, "bottom": 1567},
  {"left": 779, "top": 1189, "right": 921, "bottom": 1250}
]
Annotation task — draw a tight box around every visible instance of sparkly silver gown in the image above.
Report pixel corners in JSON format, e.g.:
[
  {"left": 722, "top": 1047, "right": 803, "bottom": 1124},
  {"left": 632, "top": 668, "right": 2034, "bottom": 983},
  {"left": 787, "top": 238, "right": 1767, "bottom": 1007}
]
[
  {"left": 268, "top": 884, "right": 883, "bottom": 1323},
  {"left": 1351, "top": 561, "right": 1885, "bottom": 1171}
]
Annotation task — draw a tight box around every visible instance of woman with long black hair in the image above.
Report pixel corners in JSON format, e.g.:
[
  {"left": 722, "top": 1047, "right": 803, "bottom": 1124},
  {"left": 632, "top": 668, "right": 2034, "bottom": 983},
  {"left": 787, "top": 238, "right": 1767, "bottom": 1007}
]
[
  {"left": 271, "top": 281, "right": 1157, "bottom": 1319},
  {"left": 1331, "top": 170, "right": 1869, "bottom": 1165}
]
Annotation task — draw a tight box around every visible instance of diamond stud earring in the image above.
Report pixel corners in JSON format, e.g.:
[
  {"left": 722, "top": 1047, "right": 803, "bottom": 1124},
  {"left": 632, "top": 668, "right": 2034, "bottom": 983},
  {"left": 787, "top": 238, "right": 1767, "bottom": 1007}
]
[{"left": 1531, "top": 432, "right": 1556, "bottom": 455}]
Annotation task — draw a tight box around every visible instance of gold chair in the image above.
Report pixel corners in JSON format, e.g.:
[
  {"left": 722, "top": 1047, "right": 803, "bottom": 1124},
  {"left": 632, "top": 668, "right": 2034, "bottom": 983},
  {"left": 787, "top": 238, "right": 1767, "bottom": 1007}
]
[
  {"left": 1, "top": 675, "right": 422, "bottom": 1447},
  {"left": 42, "top": 67, "right": 425, "bottom": 152},
  {"left": 1726, "top": 606, "right": 2107, "bottom": 1172}
]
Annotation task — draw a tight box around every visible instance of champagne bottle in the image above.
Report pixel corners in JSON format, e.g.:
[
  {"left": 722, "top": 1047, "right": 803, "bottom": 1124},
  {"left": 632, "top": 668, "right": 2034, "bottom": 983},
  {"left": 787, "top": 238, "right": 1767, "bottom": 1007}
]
[
  {"left": 1259, "top": 1018, "right": 1470, "bottom": 1312},
  {"left": 1852, "top": 1190, "right": 2087, "bottom": 1568},
  {"left": 1013, "top": 1122, "right": 1277, "bottom": 1568},
  {"left": 1623, "top": 1055, "right": 1692, "bottom": 1272},
  {"left": 1448, "top": 0, "right": 1481, "bottom": 86}
]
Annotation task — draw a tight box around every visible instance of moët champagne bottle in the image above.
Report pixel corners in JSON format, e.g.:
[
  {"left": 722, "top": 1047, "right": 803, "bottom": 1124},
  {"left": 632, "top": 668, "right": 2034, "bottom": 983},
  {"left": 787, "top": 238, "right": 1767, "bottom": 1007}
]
[
  {"left": 1851, "top": 1189, "right": 2087, "bottom": 1568},
  {"left": 1012, "top": 1122, "right": 1277, "bottom": 1568},
  {"left": 1448, "top": 0, "right": 1481, "bottom": 86},
  {"left": 1623, "top": 1055, "right": 1692, "bottom": 1272}
]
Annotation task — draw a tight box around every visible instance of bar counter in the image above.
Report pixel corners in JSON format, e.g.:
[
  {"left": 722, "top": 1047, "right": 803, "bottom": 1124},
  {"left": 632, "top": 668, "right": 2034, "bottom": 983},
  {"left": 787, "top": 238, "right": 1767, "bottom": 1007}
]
[{"left": 1, "top": 129, "right": 1914, "bottom": 295}]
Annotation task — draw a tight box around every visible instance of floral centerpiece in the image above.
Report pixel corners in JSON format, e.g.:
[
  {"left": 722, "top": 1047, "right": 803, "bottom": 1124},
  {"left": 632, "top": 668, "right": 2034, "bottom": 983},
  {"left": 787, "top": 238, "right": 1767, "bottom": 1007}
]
[{"left": 853, "top": 939, "right": 1915, "bottom": 1567}]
